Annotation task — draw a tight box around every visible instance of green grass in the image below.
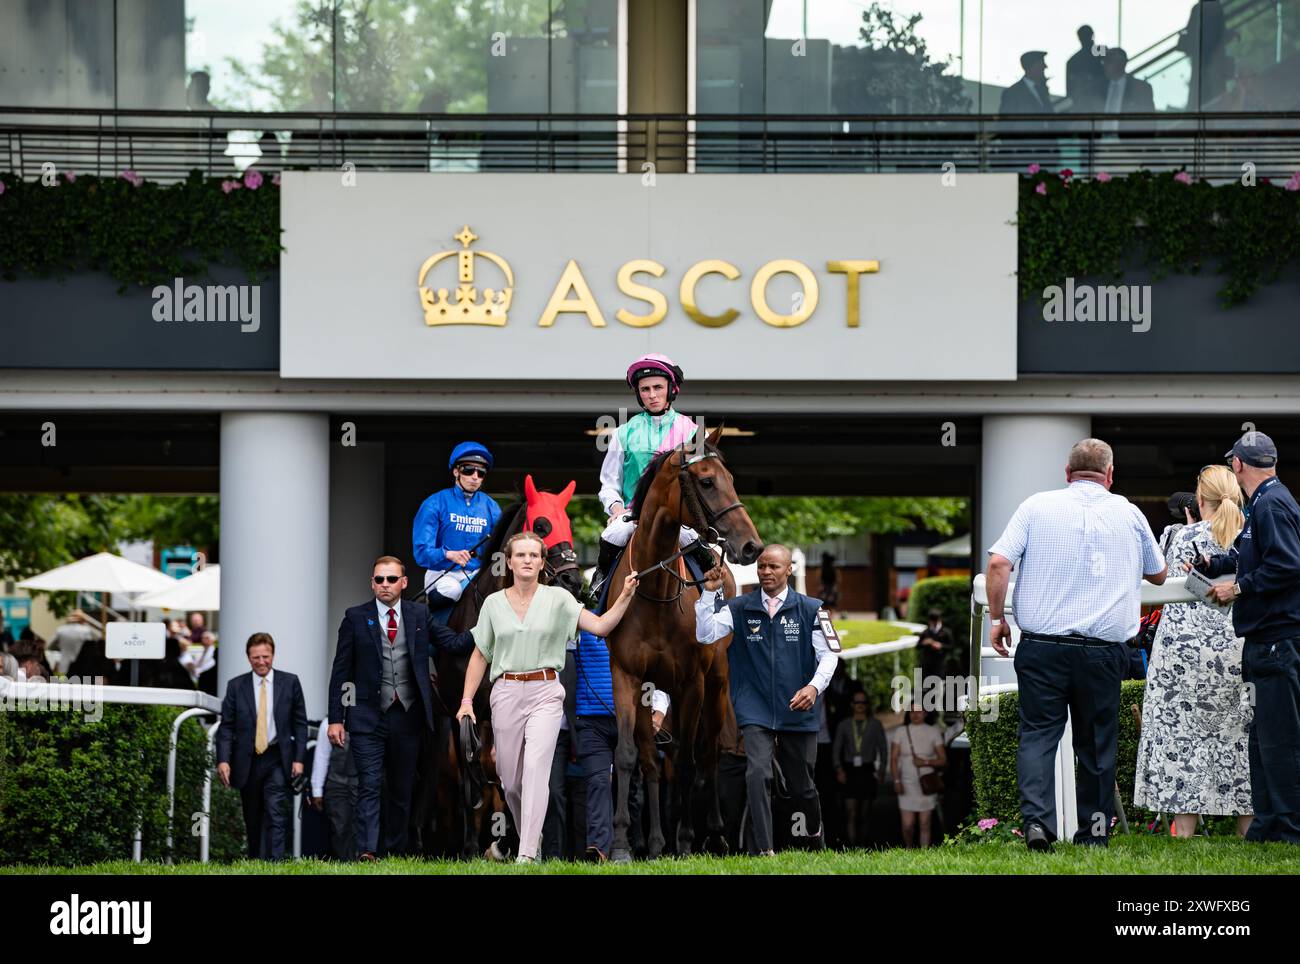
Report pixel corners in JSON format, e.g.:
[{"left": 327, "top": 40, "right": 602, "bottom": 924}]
[
  {"left": 833, "top": 620, "right": 914, "bottom": 646},
  {"left": 5, "top": 837, "right": 1297, "bottom": 875}
]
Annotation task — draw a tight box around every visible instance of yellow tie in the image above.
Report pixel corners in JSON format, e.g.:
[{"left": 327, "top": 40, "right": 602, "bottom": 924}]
[{"left": 255, "top": 676, "right": 269, "bottom": 755}]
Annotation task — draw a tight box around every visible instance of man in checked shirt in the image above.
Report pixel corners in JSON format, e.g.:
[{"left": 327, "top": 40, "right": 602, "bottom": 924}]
[
  {"left": 986, "top": 438, "right": 1167, "bottom": 850},
  {"left": 697, "top": 544, "right": 841, "bottom": 855}
]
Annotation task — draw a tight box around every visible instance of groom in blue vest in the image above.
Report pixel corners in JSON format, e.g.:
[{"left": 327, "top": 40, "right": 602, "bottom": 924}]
[{"left": 695, "top": 544, "right": 841, "bottom": 855}]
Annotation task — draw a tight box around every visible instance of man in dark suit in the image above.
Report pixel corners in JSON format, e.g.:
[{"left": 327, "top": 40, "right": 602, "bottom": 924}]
[
  {"left": 1102, "top": 47, "right": 1155, "bottom": 113},
  {"left": 1000, "top": 51, "right": 1055, "bottom": 119},
  {"left": 1066, "top": 25, "right": 1106, "bottom": 112},
  {"left": 217, "top": 632, "right": 309, "bottom": 860},
  {"left": 327, "top": 555, "right": 475, "bottom": 860}
]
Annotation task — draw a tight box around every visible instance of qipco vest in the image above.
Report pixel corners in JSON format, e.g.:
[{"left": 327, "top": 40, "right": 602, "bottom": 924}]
[{"left": 723, "top": 591, "right": 823, "bottom": 733}]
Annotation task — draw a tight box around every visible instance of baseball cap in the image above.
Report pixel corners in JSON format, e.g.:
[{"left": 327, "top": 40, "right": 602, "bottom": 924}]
[{"left": 1224, "top": 432, "right": 1278, "bottom": 468}]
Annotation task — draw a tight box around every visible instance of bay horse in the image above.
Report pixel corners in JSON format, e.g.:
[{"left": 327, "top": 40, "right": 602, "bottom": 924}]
[
  {"left": 410, "top": 476, "right": 582, "bottom": 857},
  {"left": 603, "top": 424, "right": 763, "bottom": 860}
]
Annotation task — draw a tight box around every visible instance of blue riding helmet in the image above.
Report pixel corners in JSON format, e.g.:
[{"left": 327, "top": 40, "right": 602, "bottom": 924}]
[{"left": 449, "top": 441, "right": 493, "bottom": 470}]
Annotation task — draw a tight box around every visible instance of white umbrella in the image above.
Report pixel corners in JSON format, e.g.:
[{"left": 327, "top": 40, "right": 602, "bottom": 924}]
[
  {"left": 18, "top": 551, "right": 176, "bottom": 595},
  {"left": 137, "top": 564, "right": 220, "bottom": 611}
]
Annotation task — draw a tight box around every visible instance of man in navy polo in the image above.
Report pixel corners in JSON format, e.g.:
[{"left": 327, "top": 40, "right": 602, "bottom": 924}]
[
  {"left": 696, "top": 544, "right": 840, "bottom": 855},
  {"left": 1197, "top": 431, "right": 1300, "bottom": 844}
]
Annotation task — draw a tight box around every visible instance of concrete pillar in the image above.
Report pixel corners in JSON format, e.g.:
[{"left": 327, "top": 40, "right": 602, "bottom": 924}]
[
  {"left": 979, "top": 414, "right": 1093, "bottom": 558},
  {"left": 219, "top": 413, "right": 330, "bottom": 717},
  {"left": 979, "top": 413, "right": 1091, "bottom": 843},
  {"left": 327, "top": 442, "right": 386, "bottom": 700}
]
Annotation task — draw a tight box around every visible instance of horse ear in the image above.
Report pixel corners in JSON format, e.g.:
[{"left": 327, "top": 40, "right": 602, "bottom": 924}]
[
  {"left": 559, "top": 480, "right": 576, "bottom": 506},
  {"left": 524, "top": 474, "right": 538, "bottom": 503},
  {"left": 706, "top": 420, "right": 725, "bottom": 448}
]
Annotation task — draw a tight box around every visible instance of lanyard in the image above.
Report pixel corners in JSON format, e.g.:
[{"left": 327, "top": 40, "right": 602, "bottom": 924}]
[{"left": 851, "top": 718, "right": 867, "bottom": 753}]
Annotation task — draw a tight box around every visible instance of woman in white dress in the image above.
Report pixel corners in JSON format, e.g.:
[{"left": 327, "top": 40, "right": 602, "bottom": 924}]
[
  {"left": 1134, "top": 465, "right": 1253, "bottom": 837},
  {"left": 890, "top": 704, "right": 946, "bottom": 847}
]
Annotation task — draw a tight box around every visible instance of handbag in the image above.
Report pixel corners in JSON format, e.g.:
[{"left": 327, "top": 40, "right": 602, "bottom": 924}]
[{"left": 905, "top": 723, "right": 944, "bottom": 796}]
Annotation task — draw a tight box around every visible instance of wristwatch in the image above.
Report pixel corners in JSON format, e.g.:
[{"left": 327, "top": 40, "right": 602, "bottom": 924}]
[{"left": 1231, "top": 582, "right": 1242, "bottom": 598}]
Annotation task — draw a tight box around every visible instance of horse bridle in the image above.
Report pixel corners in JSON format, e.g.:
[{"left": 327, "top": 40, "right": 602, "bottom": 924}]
[{"left": 634, "top": 449, "right": 746, "bottom": 605}]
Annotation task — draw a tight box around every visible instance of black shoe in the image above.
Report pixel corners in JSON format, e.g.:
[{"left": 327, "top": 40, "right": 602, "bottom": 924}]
[
  {"left": 1025, "top": 822, "right": 1052, "bottom": 852},
  {"left": 591, "top": 538, "right": 621, "bottom": 600}
]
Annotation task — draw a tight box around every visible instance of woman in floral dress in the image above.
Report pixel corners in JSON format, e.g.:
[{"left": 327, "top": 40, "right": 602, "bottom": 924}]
[{"left": 1134, "top": 465, "right": 1253, "bottom": 837}]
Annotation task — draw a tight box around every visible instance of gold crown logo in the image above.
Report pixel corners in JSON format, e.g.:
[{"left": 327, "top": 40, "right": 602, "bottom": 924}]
[{"left": 418, "top": 225, "right": 514, "bottom": 327}]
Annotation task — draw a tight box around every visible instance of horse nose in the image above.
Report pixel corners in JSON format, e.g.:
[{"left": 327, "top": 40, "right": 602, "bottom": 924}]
[{"left": 739, "top": 540, "right": 764, "bottom": 565}]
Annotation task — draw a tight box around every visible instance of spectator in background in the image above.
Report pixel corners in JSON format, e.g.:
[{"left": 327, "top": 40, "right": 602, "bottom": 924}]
[
  {"left": 1000, "top": 51, "right": 1055, "bottom": 118},
  {"left": 0, "top": 611, "right": 14, "bottom": 651},
  {"left": 311, "top": 715, "right": 359, "bottom": 861},
  {"left": 834, "top": 693, "right": 886, "bottom": 847},
  {"left": 1135, "top": 465, "right": 1252, "bottom": 837},
  {"left": 1197, "top": 432, "right": 1300, "bottom": 844},
  {"left": 11, "top": 638, "right": 50, "bottom": 681},
  {"left": 1066, "top": 25, "right": 1106, "bottom": 112},
  {"left": 986, "top": 438, "right": 1167, "bottom": 850},
  {"left": 1, "top": 651, "right": 18, "bottom": 680},
  {"left": 1101, "top": 47, "right": 1155, "bottom": 137},
  {"left": 1179, "top": 0, "right": 1232, "bottom": 110},
  {"left": 916, "top": 608, "right": 955, "bottom": 715},
  {"left": 818, "top": 552, "right": 840, "bottom": 619},
  {"left": 144, "top": 634, "right": 198, "bottom": 690},
  {"left": 45, "top": 610, "right": 98, "bottom": 674},
  {"left": 890, "top": 704, "right": 945, "bottom": 847},
  {"left": 181, "top": 627, "right": 218, "bottom": 695},
  {"left": 187, "top": 70, "right": 215, "bottom": 111}
]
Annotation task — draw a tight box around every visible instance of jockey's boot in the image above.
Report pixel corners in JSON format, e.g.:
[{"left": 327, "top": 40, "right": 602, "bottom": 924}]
[
  {"left": 681, "top": 539, "right": 719, "bottom": 585},
  {"left": 590, "top": 537, "right": 621, "bottom": 600}
]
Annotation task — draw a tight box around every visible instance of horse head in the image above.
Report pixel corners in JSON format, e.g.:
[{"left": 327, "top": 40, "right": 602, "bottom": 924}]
[
  {"left": 662, "top": 423, "right": 763, "bottom": 566},
  {"left": 523, "top": 474, "right": 584, "bottom": 599}
]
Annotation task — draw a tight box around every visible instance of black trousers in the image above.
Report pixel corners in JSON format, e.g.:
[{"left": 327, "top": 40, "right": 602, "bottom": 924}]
[
  {"left": 1014, "top": 635, "right": 1127, "bottom": 844},
  {"left": 1242, "top": 637, "right": 1300, "bottom": 843},
  {"left": 741, "top": 725, "right": 821, "bottom": 854},
  {"left": 575, "top": 716, "right": 618, "bottom": 855},
  {"left": 542, "top": 727, "right": 571, "bottom": 859},
  {"left": 324, "top": 772, "right": 359, "bottom": 861},
  {"left": 240, "top": 747, "right": 288, "bottom": 860},
  {"left": 351, "top": 700, "right": 423, "bottom": 856}
]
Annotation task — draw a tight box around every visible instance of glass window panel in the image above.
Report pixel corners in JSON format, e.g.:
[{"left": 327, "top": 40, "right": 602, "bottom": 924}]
[{"left": 0, "top": 0, "right": 115, "bottom": 108}]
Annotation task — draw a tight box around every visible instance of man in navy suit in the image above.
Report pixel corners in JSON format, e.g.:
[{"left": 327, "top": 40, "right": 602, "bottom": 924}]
[
  {"left": 217, "top": 632, "right": 309, "bottom": 860},
  {"left": 327, "top": 555, "right": 475, "bottom": 859}
]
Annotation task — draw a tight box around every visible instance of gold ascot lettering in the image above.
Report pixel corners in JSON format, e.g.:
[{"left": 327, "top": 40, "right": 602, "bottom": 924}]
[
  {"left": 538, "top": 260, "right": 608, "bottom": 327},
  {"left": 751, "top": 259, "right": 819, "bottom": 328},
  {"left": 679, "top": 260, "right": 741, "bottom": 328},
  {"left": 615, "top": 259, "right": 668, "bottom": 328},
  {"left": 826, "top": 260, "right": 880, "bottom": 328}
]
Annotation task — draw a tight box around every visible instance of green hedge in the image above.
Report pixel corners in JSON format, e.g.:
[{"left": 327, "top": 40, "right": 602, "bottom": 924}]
[
  {"left": 0, "top": 703, "right": 245, "bottom": 865},
  {"left": 908, "top": 575, "right": 972, "bottom": 671},
  {"left": 966, "top": 679, "right": 1149, "bottom": 828}
]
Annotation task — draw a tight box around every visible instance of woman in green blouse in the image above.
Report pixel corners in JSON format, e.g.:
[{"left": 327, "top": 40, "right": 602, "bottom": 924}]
[{"left": 458, "top": 530, "right": 638, "bottom": 862}]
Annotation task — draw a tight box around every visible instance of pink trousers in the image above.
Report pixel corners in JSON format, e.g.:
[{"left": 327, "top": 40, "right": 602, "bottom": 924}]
[{"left": 490, "top": 677, "right": 565, "bottom": 860}]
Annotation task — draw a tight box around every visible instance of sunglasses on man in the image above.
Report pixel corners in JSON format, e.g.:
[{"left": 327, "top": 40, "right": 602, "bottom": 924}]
[
  {"left": 456, "top": 464, "right": 487, "bottom": 478},
  {"left": 373, "top": 575, "right": 402, "bottom": 584}
]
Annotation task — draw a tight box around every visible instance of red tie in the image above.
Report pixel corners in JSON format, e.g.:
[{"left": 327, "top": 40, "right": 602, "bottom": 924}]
[{"left": 387, "top": 608, "right": 397, "bottom": 644}]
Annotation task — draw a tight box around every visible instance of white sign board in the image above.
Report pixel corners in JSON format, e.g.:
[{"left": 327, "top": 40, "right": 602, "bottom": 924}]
[
  {"left": 281, "top": 172, "right": 1017, "bottom": 381},
  {"left": 106, "top": 621, "right": 166, "bottom": 660}
]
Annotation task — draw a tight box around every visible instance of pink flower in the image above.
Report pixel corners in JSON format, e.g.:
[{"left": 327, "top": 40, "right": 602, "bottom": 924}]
[
  {"left": 64, "top": 170, "right": 77, "bottom": 183},
  {"left": 1035, "top": 182, "right": 1047, "bottom": 195},
  {"left": 0, "top": 180, "right": 5, "bottom": 196},
  {"left": 221, "top": 179, "right": 241, "bottom": 194},
  {"left": 1012, "top": 828, "right": 1024, "bottom": 837},
  {"left": 1060, "top": 168, "right": 1074, "bottom": 180},
  {"left": 120, "top": 170, "right": 143, "bottom": 187},
  {"left": 1095, "top": 171, "right": 1111, "bottom": 182},
  {"left": 977, "top": 818, "right": 999, "bottom": 830},
  {"left": 1027, "top": 163, "right": 1041, "bottom": 174},
  {"left": 1173, "top": 171, "right": 1192, "bottom": 185},
  {"left": 243, "top": 169, "right": 263, "bottom": 190},
  {"left": 1284, "top": 172, "right": 1300, "bottom": 192},
  {"left": 271, "top": 173, "right": 281, "bottom": 186}
]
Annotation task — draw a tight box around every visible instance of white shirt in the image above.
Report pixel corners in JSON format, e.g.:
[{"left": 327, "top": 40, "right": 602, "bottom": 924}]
[
  {"left": 988, "top": 480, "right": 1165, "bottom": 642},
  {"left": 375, "top": 599, "right": 402, "bottom": 634},
  {"left": 694, "top": 585, "right": 839, "bottom": 694},
  {"left": 254, "top": 669, "right": 276, "bottom": 745},
  {"left": 180, "top": 641, "right": 216, "bottom": 680},
  {"left": 311, "top": 717, "right": 333, "bottom": 798}
]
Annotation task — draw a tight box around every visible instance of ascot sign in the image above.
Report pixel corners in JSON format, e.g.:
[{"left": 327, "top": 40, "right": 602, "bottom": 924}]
[
  {"left": 280, "top": 172, "right": 1017, "bottom": 381},
  {"left": 419, "top": 224, "right": 880, "bottom": 329}
]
